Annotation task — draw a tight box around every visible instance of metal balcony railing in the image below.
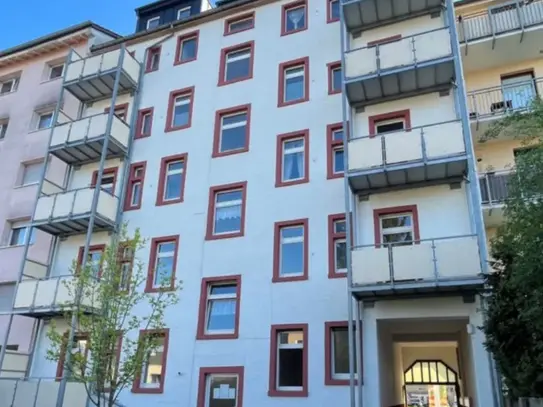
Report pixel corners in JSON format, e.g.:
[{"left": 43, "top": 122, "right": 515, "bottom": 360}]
[
  {"left": 467, "top": 77, "right": 543, "bottom": 120},
  {"left": 479, "top": 170, "right": 512, "bottom": 205},
  {"left": 457, "top": 0, "right": 543, "bottom": 43}
]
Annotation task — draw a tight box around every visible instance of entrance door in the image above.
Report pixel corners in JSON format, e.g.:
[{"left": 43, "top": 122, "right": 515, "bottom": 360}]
[{"left": 404, "top": 360, "right": 460, "bottom": 407}]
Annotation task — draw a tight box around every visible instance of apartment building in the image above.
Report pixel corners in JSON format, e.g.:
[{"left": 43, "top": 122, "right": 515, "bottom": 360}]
[
  {"left": 1, "top": 0, "right": 541, "bottom": 406},
  {"left": 135, "top": 0, "right": 213, "bottom": 32}
]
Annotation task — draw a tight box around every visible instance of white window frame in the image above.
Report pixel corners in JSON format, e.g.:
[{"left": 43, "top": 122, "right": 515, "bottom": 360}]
[
  {"left": 98, "top": 175, "right": 115, "bottom": 195},
  {"left": 330, "top": 326, "right": 356, "bottom": 380},
  {"left": 21, "top": 162, "right": 42, "bottom": 186},
  {"left": 130, "top": 180, "right": 142, "bottom": 206},
  {"left": 146, "top": 16, "right": 160, "bottom": 30},
  {"left": 282, "top": 138, "right": 305, "bottom": 182},
  {"left": 284, "top": 65, "right": 305, "bottom": 102},
  {"left": 375, "top": 117, "right": 406, "bottom": 134},
  {"left": 171, "top": 95, "right": 191, "bottom": 127},
  {"left": 279, "top": 225, "right": 305, "bottom": 277},
  {"left": 284, "top": 5, "right": 307, "bottom": 32},
  {"left": 179, "top": 36, "right": 197, "bottom": 62},
  {"left": 140, "top": 336, "right": 165, "bottom": 388},
  {"left": 329, "top": 0, "right": 339, "bottom": 19},
  {"left": 225, "top": 48, "right": 251, "bottom": 81},
  {"left": 177, "top": 6, "right": 191, "bottom": 19},
  {"left": 0, "top": 120, "right": 7, "bottom": 139},
  {"left": 276, "top": 330, "right": 304, "bottom": 391},
  {"left": 36, "top": 111, "right": 53, "bottom": 130},
  {"left": 9, "top": 225, "right": 35, "bottom": 247},
  {"left": 140, "top": 111, "right": 152, "bottom": 135},
  {"left": 205, "top": 283, "right": 237, "bottom": 335},
  {"left": 48, "top": 63, "right": 65, "bottom": 80},
  {"left": 332, "top": 146, "right": 344, "bottom": 174},
  {"left": 213, "top": 190, "right": 243, "bottom": 235},
  {"left": 219, "top": 111, "right": 248, "bottom": 153},
  {"left": 204, "top": 374, "right": 240, "bottom": 405},
  {"left": 153, "top": 241, "right": 175, "bottom": 288},
  {"left": 0, "top": 78, "right": 18, "bottom": 95},
  {"left": 163, "top": 160, "right": 184, "bottom": 201},
  {"left": 228, "top": 16, "right": 254, "bottom": 33},
  {"left": 85, "top": 248, "right": 104, "bottom": 277},
  {"left": 331, "top": 65, "right": 341, "bottom": 91},
  {"left": 380, "top": 212, "right": 414, "bottom": 245},
  {"left": 148, "top": 50, "right": 160, "bottom": 71},
  {"left": 333, "top": 219, "right": 347, "bottom": 274}
]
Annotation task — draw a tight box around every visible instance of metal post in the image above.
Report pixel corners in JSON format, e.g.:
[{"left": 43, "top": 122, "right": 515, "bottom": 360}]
[{"left": 354, "top": 301, "right": 363, "bottom": 407}]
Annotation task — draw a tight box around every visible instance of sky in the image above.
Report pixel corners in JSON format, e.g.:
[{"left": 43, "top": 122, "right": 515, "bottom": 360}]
[{"left": 0, "top": 0, "right": 147, "bottom": 51}]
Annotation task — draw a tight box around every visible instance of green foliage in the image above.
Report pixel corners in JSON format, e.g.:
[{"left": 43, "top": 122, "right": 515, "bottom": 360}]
[
  {"left": 481, "top": 97, "right": 543, "bottom": 397},
  {"left": 46, "top": 225, "right": 180, "bottom": 407}
]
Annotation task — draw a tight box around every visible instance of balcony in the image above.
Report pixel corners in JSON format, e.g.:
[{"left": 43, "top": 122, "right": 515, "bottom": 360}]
[
  {"left": 32, "top": 185, "right": 118, "bottom": 236},
  {"left": 0, "top": 378, "right": 88, "bottom": 407},
  {"left": 342, "top": 0, "right": 443, "bottom": 33},
  {"left": 64, "top": 48, "right": 140, "bottom": 103},
  {"left": 344, "top": 28, "right": 454, "bottom": 106},
  {"left": 49, "top": 113, "right": 130, "bottom": 165},
  {"left": 479, "top": 170, "right": 511, "bottom": 227},
  {"left": 351, "top": 235, "right": 484, "bottom": 300},
  {"left": 1, "top": 351, "right": 29, "bottom": 378},
  {"left": 347, "top": 120, "right": 467, "bottom": 193}
]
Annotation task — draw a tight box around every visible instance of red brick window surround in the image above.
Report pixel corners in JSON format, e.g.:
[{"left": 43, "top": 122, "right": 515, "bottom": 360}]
[
  {"left": 197, "top": 366, "right": 245, "bottom": 407},
  {"left": 327, "top": 61, "right": 342, "bottom": 95},
  {"left": 156, "top": 153, "right": 188, "bottom": 206},
  {"left": 373, "top": 205, "right": 420, "bottom": 247},
  {"left": 132, "top": 329, "right": 169, "bottom": 394},
  {"left": 327, "top": 0, "right": 340, "bottom": 23},
  {"left": 77, "top": 244, "right": 105, "bottom": 276},
  {"left": 278, "top": 57, "right": 309, "bottom": 107},
  {"left": 91, "top": 167, "right": 118, "bottom": 195},
  {"left": 268, "top": 323, "right": 308, "bottom": 397},
  {"left": 145, "top": 235, "right": 179, "bottom": 292},
  {"left": 326, "top": 122, "right": 345, "bottom": 179},
  {"left": 124, "top": 161, "right": 146, "bottom": 211},
  {"left": 272, "top": 219, "right": 309, "bottom": 283},
  {"left": 135, "top": 107, "right": 154, "bottom": 139},
  {"left": 56, "top": 333, "right": 89, "bottom": 380},
  {"left": 281, "top": 0, "right": 308, "bottom": 36},
  {"left": 218, "top": 41, "right": 255, "bottom": 86},
  {"left": 205, "top": 182, "right": 247, "bottom": 240},
  {"left": 324, "top": 321, "right": 359, "bottom": 385},
  {"left": 174, "top": 30, "right": 199, "bottom": 65},
  {"left": 213, "top": 104, "right": 251, "bottom": 158},
  {"left": 368, "top": 109, "right": 411, "bottom": 136},
  {"left": 224, "top": 12, "right": 255, "bottom": 35},
  {"left": 145, "top": 45, "right": 161, "bottom": 73},
  {"left": 328, "top": 213, "right": 347, "bottom": 279},
  {"left": 165, "top": 86, "right": 194, "bottom": 132},
  {"left": 275, "top": 129, "right": 309, "bottom": 187},
  {"left": 197, "top": 275, "right": 241, "bottom": 340}
]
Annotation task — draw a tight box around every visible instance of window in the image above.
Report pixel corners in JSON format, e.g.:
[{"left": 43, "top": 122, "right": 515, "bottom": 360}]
[
  {"left": 369, "top": 110, "right": 411, "bottom": 136},
  {"left": 177, "top": 6, "right": 191, "bottom": 19},
  {"left": 36, "top": 112, "right": 53, "bottom": 130},
  {"left": 218, "top": 42, "right": 254, "bottom": 86},
  {"left": 56, "top": 333, "right": 90, "bottom": 380},
  {"left": 367, "top": 35, "right": 402, "bottom": 47},
  {"left": 146, "top": 16, "right": 160, "bottom": 30},
  {"left": 146, "top": 236, "right": 179, "bottom": 292},
  {"left": 9, "top": 224, "right": 35, "bottom": 246},
  {"left": 0, "top": 118, "right": 8, "bottom": 139},
  {"left": 165, "top": 87, "right": 194, "bottom": 132},
  {"left": 118, "top": 244, "right": 134, "bottom": 291},
  {"left": 174, "top": 31, "right": 199, "bottom": 65},
  {"left": 224, "top": 12, "right": 255, "bottom": 35},
  {"left": 0, "top": 77, "right": 19, "bottom": 95},
  {"left": 145, "top": 46, "right": 161, "bottom": 73},
  {"left": 276, "top": 130, "right": 309, "bottom": 187},
  {"left": 325, "top": 321, "right": 359, "bottom": 385},
  {"left": 197, "top": 275, "right": 241, "bottom": 340},
  {"left": 273, "top": 219, "right": 308, "bottom": 282},
  {"left": 133, "top": 329, "right": 169, "bottom": 393},
  {"left": 268, "top": 324, "right": 308, "bottom": 397},
  {"left": 327, "top": 61, "right": 341, "bottom": 94},
  {"left": 281, "top": 0, "right": 307, "bottom": 35},
  {"left": 327, "top": 0, "right": 340, "bottom": 22},
  {"left": 373, "top": 205, "right": 420, "bottom": 246},
  {"left": 327, "top": 123, "right": 344, "bottom": 179},
  {"left": 156, "top": 154, "right": 187, "bottom": 206},
  {"left": 104, "top": 104, "right": 129, "bottom": 121},
  {"left": 21, "top": 162, "right": 42, "bottom": 186},
  {"left": 77, "top": 245, "right": 105, "bottom": 277},
  {"left": 328, "top": 214, "right": 347, "bottom": 278},
  {"left": 197, "top": 367, "right": 245, "bottom": 407},
  {"left": 124, "top": 162, "right": 146, "bottom": 210},
  {"left": 278, "top": 57, "right": 309, "bottom": 107},
  {"left": 49, "top": 63, "right": 64, "bottom": 80},
  {"left": 213, "top": 104, "right": 251, "bottom": 157},
  {"left": 206, "top": 182, "right": 247, "bottom": 240},
  {"left": 135, "top": 108, "right": 153, "bottom": 139},
  {"left": 500, "top": 71, "right": 536, "bottom": 111},
  {"left": 91, "top": 167, "right": 118, "bottom": 195}
]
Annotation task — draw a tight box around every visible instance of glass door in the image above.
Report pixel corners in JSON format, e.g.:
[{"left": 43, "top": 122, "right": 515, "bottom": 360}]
[
  {"left": 501, "top": 74, "right": 536, "bottom": 111},
  {"left": 404, "top": 360, "right": 460, "bottom": 407}
]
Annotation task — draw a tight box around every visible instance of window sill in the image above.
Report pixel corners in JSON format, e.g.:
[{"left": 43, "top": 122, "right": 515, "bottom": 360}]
[
  {"left": 275, "top": 178, "right": 309, "bottom": 188},
  {"left": 174, "top": 57, "right": 197, "bottom": 66},
  {"left": 196, "top": 332, "right": 238, "bottom": 340},
  {"left": 277, "top": 98, "right": 308, "bottom": 108},
  {"left": 0, "top": 243, "right": 34, "bottom": 251},
  {"left": 164, "top": 123, "right": 191, "bottom": 133},
  {"left": 144, "top": 68, "right": 159, "bottom": 74},
  {"left": 155, "top": 197, "right": 184, "bottom": 206},
  {"left": 28, "top": 127, "right": 51, "bottom": 134},
  {"left": 328, "top": 272, "right": 347, "bottom": 279},
  {"left": 0, "top": 90, "right": 17, "bottom": 98},
  {"left": 268, "top": 389, "right": 308, "bottom": 397},
  {"left": 325, "top": 377, "right": 359, "bottom": 386},
  {"left": 218, "top": 76, "right": 252, "bottom": 87},
  {"left": 281, "top": 27, "right": 308, "bottom": 37},
  {"left": 328, "top": 89, "right": 341, "bottom": 95},
  {"left": 327, "top": 17, "right": 340, "bottom": 23},
  {"left": 134, "top": 133, "right": 151, "bottom": 140},
  {"left": 132, "top": 386, "right": 163, "bottom": 394},
  {"left": 13, "top": 183, "right": 39, "bottom": 189},
  {"left": 224, "top": 26, "right": 254, "bottom": 36},
  {"left": 212, "top": 147, "right": 249, "bottom": 158},
  {"left": 144, "top": 285, "right": 176, "bottom": 294},
  {"left": 40, "top": 77, "right": 62, "bottom": 84},
  {"left": 205, "top": 231, "right": 244, "bottom": 241},
  {"left": 272, "top": 274, "right": 307, "bottom": 283},
  {"left": 327, "top": 172, "right": 344, "bottom": 180}
]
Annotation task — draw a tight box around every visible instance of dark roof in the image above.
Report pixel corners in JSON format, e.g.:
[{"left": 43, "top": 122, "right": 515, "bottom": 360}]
[
  {"left": 0, "top": 21, "right": 120, "bottom": 59},
  {"left": 454, "top": 0, "right": 485, "bottom": 6},
  {"left": 135, "top": 0, "right": 192, "bottom": 14}
]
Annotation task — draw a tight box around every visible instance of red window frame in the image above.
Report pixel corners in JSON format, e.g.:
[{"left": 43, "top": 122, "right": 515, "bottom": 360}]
[
  {"left": 56, "top": 332, "right": 90, "bottom": 380},
  {"left": 326, "top": 0, "right": 339, "bottom": 23},
  {"left": 205, "top": 181, "right": 247, "bottom": 241},
  {"left": 272, "top": 218, "right": 309, "bottom": 283},
  {"left": 164, "top": 86, "right": 194, "bottom": 132},
  {"left": 224, "top": 12, "right": 255, "bottom": 36},
  {"left": 328, "top": 213, "right": 347, "bottom": 279},
  {"left": 145, "top": 45, "right": 161, "bottom": 73},
  {"left": 324, "top": 321, "right": 361, "bottom": 385},
  {"left": 281, "top": 0, "right": 308, "bottom": 36},
  {"left": 368, "top": 109, "right": 411, "bottom": 137},
  {"left": 367, "top": 34, "right": 402, "bottom": 47},
  {"left": 145, "top": 235, "right": 179, "bottom": 293},
  {"left": 277, "top": 57, "right": 310, "bottom": 108},
  {"left": 124, "top": 161, "right": 147, "bottom": 211},
  {"left": 326, "top": 122, "right": 345, "bottom": 179},
  {"left": 99, "top": 333, "right": 123, "bottom": 392},
  {"left": 132, "top": 328, "right": 169, "bottom": 393},
  {"left": 196, "top": 275, "right": 241, "bottom": 340},
  {"left": 91, "top": 167, "right": 118, "bottom": 193},
  {"left": 103, "top": 103, "right": 129, "bottom": 121},
  {"left": 373, "top": 205, "right": 420, "bottom": 247},
  {"left": 174, "top": 30, "right": 200, "bottom": 65},
  {"left": 275, "top": 129, "right": 309, "bottom": 187},
  {"left": 135, "top": 107, "right": 154, "bottom": 139},
  {"left": 155, "top": 153, "right": 188, "bottom": 206},
  {"left": 268, "top": 323, "right": 308, "bottom": 397},
  {"left": 327, "top": 61, "right": 341, "bottom": 95},
  {"left": 218, "top": 41, "right": 255, "bottom": 87},
  {"left": 117, "top": 242, "right": 134, "bottom": 292},
  {"left": 212, "top": 104, "right": 251, "bottom": 158},
  {"left": 77, "top": 244, "right": 106, "bottom": 275},
  {"left": 197, "top": 366, "right": 245, "bottom": 407}
]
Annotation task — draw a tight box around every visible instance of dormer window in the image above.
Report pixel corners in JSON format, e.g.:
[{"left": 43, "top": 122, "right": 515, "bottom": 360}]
[{"left": 146, "top": 16, "right": 160, "bottom": 30}]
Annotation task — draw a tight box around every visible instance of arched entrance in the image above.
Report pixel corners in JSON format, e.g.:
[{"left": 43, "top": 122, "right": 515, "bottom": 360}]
[{"left": 404, "top": 359, "right": 460, "bottom": 407}]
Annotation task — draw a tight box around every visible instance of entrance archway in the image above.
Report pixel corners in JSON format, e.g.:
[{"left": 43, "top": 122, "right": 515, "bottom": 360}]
[{"left": 403, "top": 360, "right": 460, "bottom": 407}]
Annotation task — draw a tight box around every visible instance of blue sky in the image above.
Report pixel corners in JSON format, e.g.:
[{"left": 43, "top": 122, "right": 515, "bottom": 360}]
[{"left": 0, "top": 0, "right": 147, "bottom": 51}]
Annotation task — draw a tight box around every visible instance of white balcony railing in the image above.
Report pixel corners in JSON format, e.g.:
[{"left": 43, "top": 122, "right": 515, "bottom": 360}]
[
  {"left": 352, "top": 235, "right": 482, "bottom": 286},
  {"left": 348, "top": 120, "right": 465, "bottom": 171},
  {"left": 479, "top": 170, "right": 513, "bottom": 205},
  {"left": 0, "top": 352, "right": 29, "bottom": 378},
  {"left": 344, "top": 28, "right": 452, "bottom": 80},
  {"left": 0, "top": 378, "right": 88, "bottom": 407}
]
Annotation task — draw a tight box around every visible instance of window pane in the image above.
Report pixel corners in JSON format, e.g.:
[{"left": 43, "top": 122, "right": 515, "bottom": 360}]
[
  {"left": 215, "top": 206, "right": 241, "bottom": 234},
  {"left": 173, "top": 98, "right": 190, "bottom": 127},
  {"left": 376, "top": 120, "right": 404, "bottom": 134},
  {"left": 22, "top": 163, "right": 42, "bottom": 185},
  {"left": 1, "top": 82, "right": 12, "bottom": 94},
  {"left": 335, "top": 241, "right": 347, "bottom": 271},
  {"left": 333, "top": 149, "right": 344, "bottom": 173},
  {"left": 282, "top": 140, "right": 305, "bottom": 181},
  {"left": 279, "top": 348, "right": 304, "bottom": 387},
  {"left": 383, "top": 232, "right": 413, "bottom": 245},
  {"left": 332, "top": 129, "right": 343, "bottom": 141},
  {"left": 210, "top": 284, "right": 237, "bottom": 295},
  {"left": 334, "top": 220, "right": 346, "bottom": 234},
  {"left": 147, "top": 18, "right": 159, "bottom": 29},
  {"left": 10, "top": 228, "right": 24, "bottom": 246},
  {"left": 207, "top": 299, "right": 236, "bottom": 332},
  {"left": 220, "top": 113, "right": 247, "bottom": 152},
  {"left": 332, "top": 67, "right": 342, "bottom": 92},
  {"left": 208, "top": 375, "right": 238, "bottom": 407},
  {"left": 131, "top": 182, "right": 142, "bottom": 206},
  {"left": 279, "top": 331, "right": 304, "bottom": 345},
  {"left": 381, "top": 215, "right": 412, "bottom": 229},
  {"left": 280, "top": 227, "right": 304, "bottom": 276},
  {"left": 178, "top": 8, "right": 191, "bottom": 19},
  {"left": 154, "top": 243, "right": 174, "bottom": 286},
  {"left": 285, "top": 6, "right": 306, "bottom": 32},
  {"left": 330, "top": 0, "right": 340, "bottom": 19},
  {"left": 225, "top": 51, "right": 250, "bottom": 82},
  {"left": 141, "top": 337, "right": 164, "bottom": 386},
  {"left": 217, "top": 190, "right": 242, "bottom": 203},
  {"left": 38, "top": 113, "right": 52, "bottom": 129},
  {"left": 165, "top": 173, "right": 182, "bottom": 200},
  {"left": 181, "top": 38, "right": 197, "bottom": 61},
  {"left": 285, "top": 69, "right": 305, "bottom": 102},
  {"left": 333, "top": 328, "right": 355, "bottom": 375},
  {"left": 50, "top": 65, "right": 64, "bottom": 79},
  {"left": 229, "top": 18, "right": 253, "bottom": 32},
  {"left": 141, "top": 113, "right": 152, "bottom": 135}
]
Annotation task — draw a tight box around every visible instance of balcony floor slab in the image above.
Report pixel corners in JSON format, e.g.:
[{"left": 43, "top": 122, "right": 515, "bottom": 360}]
[
  {"left": 64, "top": 70, "right": 136, "bottom": 103},
  {"left": 32, "top": 214, "right": 116, "bottom": 237},
  {"left": 49, "top": 136, "right": 128, "bottom": 165}
]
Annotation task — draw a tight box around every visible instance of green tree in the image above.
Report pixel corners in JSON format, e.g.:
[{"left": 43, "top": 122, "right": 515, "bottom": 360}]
[
  {"left": 46, "top": 226, "right": 180, "bottom": 407},
  {"left": 481, "top": 97, "right": 543, "bottom": 397}
]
